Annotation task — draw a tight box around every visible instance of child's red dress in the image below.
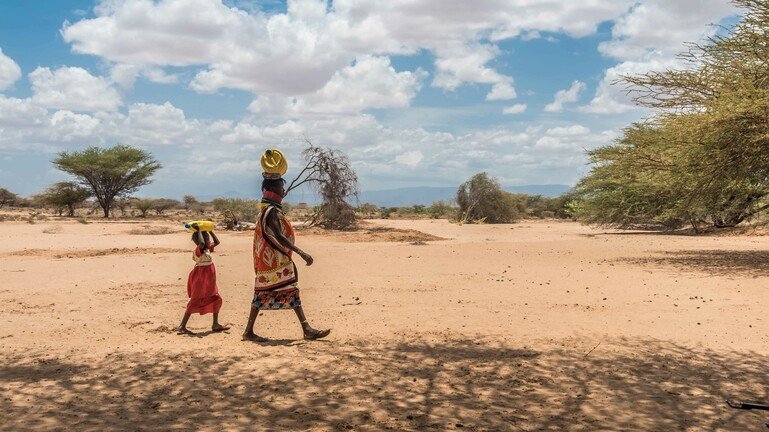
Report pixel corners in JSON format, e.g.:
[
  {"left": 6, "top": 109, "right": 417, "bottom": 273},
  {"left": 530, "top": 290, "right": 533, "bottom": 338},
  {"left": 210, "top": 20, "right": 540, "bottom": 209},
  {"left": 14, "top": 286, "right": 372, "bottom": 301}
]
[{"left": 186, "top": 244, "right": 222, "bottom": 315}]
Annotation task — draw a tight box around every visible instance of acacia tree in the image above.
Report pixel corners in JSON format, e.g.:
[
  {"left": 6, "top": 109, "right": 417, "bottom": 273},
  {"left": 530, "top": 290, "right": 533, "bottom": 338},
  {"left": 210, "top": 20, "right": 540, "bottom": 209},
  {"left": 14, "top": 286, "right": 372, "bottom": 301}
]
[
  {"left": 183, "top": 194, "right": 198, "bottom": 209},
  {"left": 286, "top": 141, "right": 359, "bottom": 230},
  {"left": 153, "top": 198, "right": 180, "bottom": 216},
  {"left": 133, "top": 198, "right": 155, "bottom": 218},
  {"left": 114, "top": 198, "right": 132, "bottom": 217},
  {"left": 575, "top": 117, "right": 769, "bottom": 230},
  {"left": 37, "top": 182, "right": 92, "bottom": 217},
  {"left": 183, "top": 194, "right": 204, "bottom": 215},
  {"left": 620, "top": 0, "right": 769, "bottom": 185},
  {"left": 575, "top": 0, "right": 769, "bottom": 231},
  {"left": 0, "top": 188, "right": 17, "bottom": 208},
  {"left": 54, "top": 145, "right": 161, "bottom": 218}
]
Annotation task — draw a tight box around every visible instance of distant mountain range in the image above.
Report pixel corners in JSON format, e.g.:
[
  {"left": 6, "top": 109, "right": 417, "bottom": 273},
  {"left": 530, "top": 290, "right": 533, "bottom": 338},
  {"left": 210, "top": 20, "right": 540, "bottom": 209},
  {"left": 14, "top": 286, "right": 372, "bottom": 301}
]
[{"left": 197, "top": 184, "right": 571, "bottom": 207}]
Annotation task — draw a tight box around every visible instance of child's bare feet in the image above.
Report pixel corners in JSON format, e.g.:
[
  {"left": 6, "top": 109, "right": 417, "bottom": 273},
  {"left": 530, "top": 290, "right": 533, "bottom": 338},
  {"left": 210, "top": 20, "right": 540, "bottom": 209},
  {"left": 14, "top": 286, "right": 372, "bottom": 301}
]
[
  {"left": 212, "top": 323, "right": 230, "bottom": 332},
  {"left": 242, "top": 332, "right": 268, "bottom": 342},
  {"left": 177, "top": 327, "right": 193, "bottom": 335}
]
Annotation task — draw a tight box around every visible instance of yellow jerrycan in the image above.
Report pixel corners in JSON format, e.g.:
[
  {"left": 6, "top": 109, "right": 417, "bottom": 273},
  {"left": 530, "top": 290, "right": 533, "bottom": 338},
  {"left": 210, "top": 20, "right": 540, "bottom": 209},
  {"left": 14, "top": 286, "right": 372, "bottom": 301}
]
[{"left": 184, "top": 220, "right": 215, "bottom": 232}]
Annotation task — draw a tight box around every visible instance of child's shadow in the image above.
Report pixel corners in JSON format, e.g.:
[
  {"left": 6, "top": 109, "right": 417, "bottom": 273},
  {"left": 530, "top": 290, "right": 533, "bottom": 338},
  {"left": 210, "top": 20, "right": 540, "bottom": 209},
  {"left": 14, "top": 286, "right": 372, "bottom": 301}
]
[
  {"left": 186, "top": 330, "right": 226, "bottom": 338},
  {"left": 177, "top": 327, "right": 233, "bottom": 338}
]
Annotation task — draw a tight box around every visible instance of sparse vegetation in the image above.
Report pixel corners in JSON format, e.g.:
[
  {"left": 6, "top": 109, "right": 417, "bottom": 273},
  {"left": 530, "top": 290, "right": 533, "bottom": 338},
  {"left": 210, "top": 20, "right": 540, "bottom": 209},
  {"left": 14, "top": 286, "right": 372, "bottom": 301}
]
[
  {"left": 127, "top": 225, "right": 175, "bottom": 235},
  {"left": 574, "top": 0, "right": 769, "bottom": 232},
  {"left": 0, "top": 188, "right": 18, "bottom": 209},
  {"left": 352, "top": 192, "right": 567, "bottom": 223},
  {"left": 35, "top": 182, "right": 92, "bottom": 217},
  {"left": 152, "top": 198, "right": 180, "bottom": 216},
  {"left": 427, "top": 201, "right": 456, "bottom": 219},
  {"left": 134, "top": 198, "right": 156, "bottom": 218},
  {"left": 212, "top": 198, "right": 261, "bottom": 229},
  {"left": 54, "top": 144, "right": 161, "bottom": 218},
  {"left": 457, "top": 173, "right": 519, "bottom": 224},
  {"left": 114, "top": 198, "right": 133, "bottom": 217},
  {"left": 287, "top": 141, "right": 359, "bottom": 230}
]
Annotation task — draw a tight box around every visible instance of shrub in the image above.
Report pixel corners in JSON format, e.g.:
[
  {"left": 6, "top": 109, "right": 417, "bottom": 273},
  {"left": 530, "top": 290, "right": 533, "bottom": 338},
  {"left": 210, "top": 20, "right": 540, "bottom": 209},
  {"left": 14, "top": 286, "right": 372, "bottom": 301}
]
[{"left": 457, "top": 173, "right": 519, "bottom": 223}]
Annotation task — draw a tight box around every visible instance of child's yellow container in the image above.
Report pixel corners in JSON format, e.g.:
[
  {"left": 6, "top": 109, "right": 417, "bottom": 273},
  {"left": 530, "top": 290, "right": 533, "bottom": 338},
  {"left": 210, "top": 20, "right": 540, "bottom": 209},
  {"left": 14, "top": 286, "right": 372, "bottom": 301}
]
[{"left": 185, "top": 220, "right": 215, "bottom": 232}]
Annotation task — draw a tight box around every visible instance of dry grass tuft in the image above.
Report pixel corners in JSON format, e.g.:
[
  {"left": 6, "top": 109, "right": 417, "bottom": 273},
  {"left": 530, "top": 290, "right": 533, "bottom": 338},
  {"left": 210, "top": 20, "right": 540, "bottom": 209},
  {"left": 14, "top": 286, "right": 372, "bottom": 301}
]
[
  {"left": 127, "top": 225, "right": 176, "bottom": 235},
  {"left": 297, "top": 224, "right": 446, "bottom": 243}
]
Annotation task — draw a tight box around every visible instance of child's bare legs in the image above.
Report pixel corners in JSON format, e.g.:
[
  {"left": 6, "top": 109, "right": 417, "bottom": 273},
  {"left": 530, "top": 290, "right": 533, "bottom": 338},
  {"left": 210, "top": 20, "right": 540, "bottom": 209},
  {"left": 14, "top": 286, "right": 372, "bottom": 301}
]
[
  {"left": 212, "top": 312, "right": 230, "bottom": 332},
  {"left": 177, "top": 312, "right": 192, "bottom": 335},
  {"left": 242, "top": 306, "right": 267, "bottom": 342},
  {"left": 293, "top": 306, "right": 330, "bottom": 340}
]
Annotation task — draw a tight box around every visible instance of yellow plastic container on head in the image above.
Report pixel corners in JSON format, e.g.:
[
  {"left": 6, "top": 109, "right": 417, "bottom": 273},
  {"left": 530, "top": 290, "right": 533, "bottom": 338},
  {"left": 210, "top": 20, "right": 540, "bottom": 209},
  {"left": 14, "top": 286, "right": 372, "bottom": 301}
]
[
  {"left": 261, "top": 148, "right": 288, "bottom": 179},
  {"left": 185, "top": 220, "right": 215, "bottom": 232}
]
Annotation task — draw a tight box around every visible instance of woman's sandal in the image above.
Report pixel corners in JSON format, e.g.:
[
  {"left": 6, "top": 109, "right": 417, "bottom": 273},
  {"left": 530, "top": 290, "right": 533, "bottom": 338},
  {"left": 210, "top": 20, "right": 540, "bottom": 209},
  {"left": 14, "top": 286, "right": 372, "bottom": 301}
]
[
  {"left": 242, "top": 333, "right": 268, "bottom": 342},
  {"left": 304, "top": 328, "right": 331, "bottom": 340}
]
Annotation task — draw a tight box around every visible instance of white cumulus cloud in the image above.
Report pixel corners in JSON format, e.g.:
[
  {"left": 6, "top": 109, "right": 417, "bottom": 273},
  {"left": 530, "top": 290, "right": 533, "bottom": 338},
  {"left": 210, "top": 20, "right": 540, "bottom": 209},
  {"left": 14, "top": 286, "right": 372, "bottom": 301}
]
[
  {"left": 0, "top": 95, "right": 49, "bottom": 128},
  {"left": 110, "top": 64, "right": 179, "bottom": 89},
  {"left": 60, "top": 0, "right": 635, "bottom": 106},
  {"left": 544, "top": 80, "right": 585, "bottom": 113},
  {"left": 503, "top": 104, "right": 527, "bottom": 115},
  {"left": 395, "top": 150, "right": 424, "bottom": 167},
  {"left": 249, "top": 55, "right": 426, "bottom": 116},
  {"left": 0, "top": 48, "right": 22, "bottom": 91},
  {"left": 29, "top": 66, "right": 122, "bottom": 112},
  {"left": 580, "top": 0, "right": 737, "bottom": 114}
]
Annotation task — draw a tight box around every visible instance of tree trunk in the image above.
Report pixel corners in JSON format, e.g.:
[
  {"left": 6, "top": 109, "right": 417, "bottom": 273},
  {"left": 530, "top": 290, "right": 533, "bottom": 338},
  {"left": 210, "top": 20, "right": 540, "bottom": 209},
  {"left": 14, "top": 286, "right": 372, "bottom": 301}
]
[
  {"left": 67, "top": 204, "right": 75, "bottom": 217},
  {"left": 713, "top": 212, "right": 746, "bottom": 228},
  {"left": 688, "top": 214, "right": 701, "bottom": 234},
  {"left": 101, "top": 198, "right": 111, "bottom": 218}
]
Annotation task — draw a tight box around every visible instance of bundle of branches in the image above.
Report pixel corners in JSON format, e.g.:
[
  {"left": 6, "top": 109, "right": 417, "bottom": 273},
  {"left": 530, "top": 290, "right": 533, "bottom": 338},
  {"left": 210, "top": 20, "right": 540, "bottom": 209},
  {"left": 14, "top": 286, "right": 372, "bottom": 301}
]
[{"left": 286, "top": 141, "right": 359, "bottom": 230}]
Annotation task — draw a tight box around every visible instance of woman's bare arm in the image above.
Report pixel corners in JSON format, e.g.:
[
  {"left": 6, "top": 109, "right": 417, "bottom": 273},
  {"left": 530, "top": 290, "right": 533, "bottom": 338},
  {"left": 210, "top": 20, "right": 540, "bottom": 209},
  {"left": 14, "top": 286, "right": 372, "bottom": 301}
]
[{"left": 266, "top": 210, "right": 313, "bottom": 265}]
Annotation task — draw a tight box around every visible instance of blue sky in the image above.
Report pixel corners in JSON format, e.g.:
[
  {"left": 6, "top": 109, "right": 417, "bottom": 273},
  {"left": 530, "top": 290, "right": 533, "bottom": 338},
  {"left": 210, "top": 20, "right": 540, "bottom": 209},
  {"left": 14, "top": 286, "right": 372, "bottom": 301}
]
[{"left": 0, "top": 0, "right": 737, "bottom": 198}]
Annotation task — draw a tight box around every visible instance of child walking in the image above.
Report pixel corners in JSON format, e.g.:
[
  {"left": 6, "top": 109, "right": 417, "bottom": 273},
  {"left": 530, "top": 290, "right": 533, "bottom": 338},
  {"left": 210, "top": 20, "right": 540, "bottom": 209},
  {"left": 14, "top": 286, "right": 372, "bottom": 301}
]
[{"left": 178, "top": 224, "right": 230, "bottom": 335}]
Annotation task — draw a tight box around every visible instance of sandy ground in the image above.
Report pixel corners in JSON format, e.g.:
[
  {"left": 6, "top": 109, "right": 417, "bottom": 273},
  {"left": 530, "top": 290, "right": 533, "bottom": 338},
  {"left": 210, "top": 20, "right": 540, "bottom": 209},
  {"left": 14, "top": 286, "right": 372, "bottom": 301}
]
[{"left": 2, "top": 218, "right": 769, "bottom": 431}]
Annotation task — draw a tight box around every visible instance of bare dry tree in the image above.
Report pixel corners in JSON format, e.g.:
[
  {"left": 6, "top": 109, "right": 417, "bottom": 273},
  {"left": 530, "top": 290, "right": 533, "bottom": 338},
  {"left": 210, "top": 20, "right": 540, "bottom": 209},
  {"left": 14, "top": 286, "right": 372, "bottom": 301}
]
[{"left": 286, "top": 139, "right": 359, "bottom": 230}]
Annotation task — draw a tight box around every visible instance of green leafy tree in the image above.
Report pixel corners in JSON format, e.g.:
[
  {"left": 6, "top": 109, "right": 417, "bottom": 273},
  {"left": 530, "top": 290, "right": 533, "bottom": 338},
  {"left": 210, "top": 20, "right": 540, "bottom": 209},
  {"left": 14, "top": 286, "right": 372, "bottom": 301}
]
[
  {"left": 0, "top": 188, "right": 17, "bottom": 209},
  {"left": 53, "top": 145, "right": 161, "bottom": 218},
  {"left": 356, "top": 203, "right": 379, "bottom": 218},
  {"left": 457, "top": 172, "right": 519, "bottom": 223},
  {"left": 427, "top": 200, "right": 456, "bottom": 219},
  {"left": 36, "top": 182, "right": 92, "bottom": 217},
  {"left": 134, "top": 198, "right": 156, "bottom": 218},
  {"left": 574, "top": 1, "right": 769, "bottom": 231},
  {"left": 153, "top": 198, "right": 180, "bottom": 216},
  {"left": 183, "top": 194, "right": 205, "bottom": 215},
  {"left": 381, "top": 207, "right": 397, "bottom": 219},
  {"left": 575, "top": 119, "right": 769, "bottom": 230},
  {"left": 114, "top": 198, "right": 133, "bottom": 217},
  {"left": 212, "top": 198, "right": 262, "bottom": 229},
  {"left": 183, "top": 195, "right": 198, "bottom": 209}
]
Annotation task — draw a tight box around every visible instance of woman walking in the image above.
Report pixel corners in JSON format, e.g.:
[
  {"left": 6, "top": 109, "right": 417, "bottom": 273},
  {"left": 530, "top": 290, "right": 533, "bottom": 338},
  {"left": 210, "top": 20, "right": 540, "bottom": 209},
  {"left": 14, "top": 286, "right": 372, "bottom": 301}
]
[{"left": 243, "top": 149, "right": 330, "bottom": 342}]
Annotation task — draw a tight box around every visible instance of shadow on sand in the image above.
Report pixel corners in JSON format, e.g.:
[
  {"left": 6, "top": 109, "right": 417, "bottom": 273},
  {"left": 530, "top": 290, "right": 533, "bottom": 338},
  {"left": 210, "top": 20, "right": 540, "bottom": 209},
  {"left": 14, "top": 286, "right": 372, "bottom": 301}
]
[
  {"left": 622, "top": 249, "right": 769, "bottom": 277},
  {"left": 2, "top": 337, "right": 769, "bottom": 431}
]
